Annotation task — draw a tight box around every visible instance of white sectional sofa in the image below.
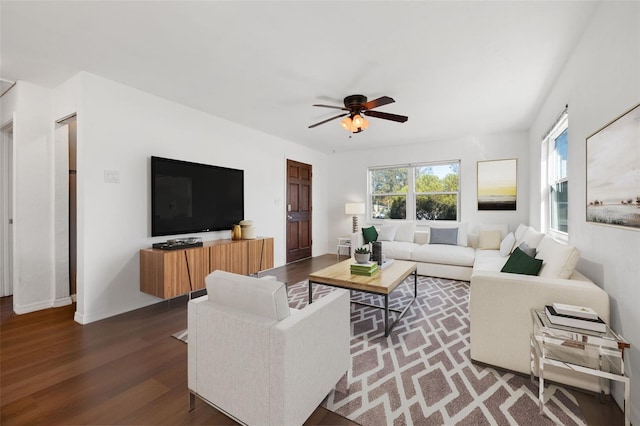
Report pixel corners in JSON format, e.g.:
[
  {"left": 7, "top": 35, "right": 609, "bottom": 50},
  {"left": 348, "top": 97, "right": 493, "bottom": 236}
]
[{"left": 351, "top": 221, "right": 610, "bottom": 392}]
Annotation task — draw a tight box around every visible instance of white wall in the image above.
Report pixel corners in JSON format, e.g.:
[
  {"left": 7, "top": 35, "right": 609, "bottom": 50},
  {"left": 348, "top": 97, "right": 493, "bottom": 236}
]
[
  {"left": 7, "top": 72, "right": 329, "bottom": 323},
  {"left": 327, "top": 131, "right": 530, "bottom": 243},
  {"left": 0, "top": 81, "right": 63, "bottom": 313},
  {"left": 528, "top": 2, "right": 640, "bottom": 420}
]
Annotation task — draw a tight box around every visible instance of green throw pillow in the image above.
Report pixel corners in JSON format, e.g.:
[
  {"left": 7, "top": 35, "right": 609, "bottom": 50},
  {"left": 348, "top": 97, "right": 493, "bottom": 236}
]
[
  {"left": 501, "top": 247, "right": 543, "bottom": 276},
  {"left": 362, "top": 226, "right": 378, "bottom": 244}
]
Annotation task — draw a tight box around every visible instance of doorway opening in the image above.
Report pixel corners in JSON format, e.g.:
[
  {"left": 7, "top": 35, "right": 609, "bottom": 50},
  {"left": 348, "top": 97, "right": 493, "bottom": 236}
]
[
  {"left": 0, "top": 121, "right": 14, "bottom": 298},
  {"left": 55, "top": 115, "right": 77, "bottom": 301}
]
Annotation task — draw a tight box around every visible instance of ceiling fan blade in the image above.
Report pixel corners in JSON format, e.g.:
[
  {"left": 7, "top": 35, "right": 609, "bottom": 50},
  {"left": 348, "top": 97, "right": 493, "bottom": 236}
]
[
  {"left": 308, "top": 113, "right": 348, "bottom": 128},
  {"left": 312, "top": 104, "right": 349, "bottom": 111},
  {"left": 364, "top": 110, "right": 408, "bottom": 123},
  {"left": 362, "top": 96, "right": 395, "bottom": 110}
]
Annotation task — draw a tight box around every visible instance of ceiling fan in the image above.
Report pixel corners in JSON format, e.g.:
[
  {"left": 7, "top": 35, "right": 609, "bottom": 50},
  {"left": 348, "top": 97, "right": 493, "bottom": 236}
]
[{"left": 308, "top": 94, "right": 408, "bottom": 133}]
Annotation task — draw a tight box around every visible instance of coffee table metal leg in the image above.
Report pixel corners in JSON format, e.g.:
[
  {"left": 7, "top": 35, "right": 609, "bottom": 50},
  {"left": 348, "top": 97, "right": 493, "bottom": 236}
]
[
  {"left": 384, "top": 294, "right": 390, "bottom": 336},
  {"left": 308, "top": 281, "right": 314, "bottom": 304}
]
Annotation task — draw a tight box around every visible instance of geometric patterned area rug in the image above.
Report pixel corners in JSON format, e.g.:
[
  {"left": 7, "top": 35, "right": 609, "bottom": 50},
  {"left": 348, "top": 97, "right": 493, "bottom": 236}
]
[{"left": 287, "top": 276, "right": 587, "bottom": 426}]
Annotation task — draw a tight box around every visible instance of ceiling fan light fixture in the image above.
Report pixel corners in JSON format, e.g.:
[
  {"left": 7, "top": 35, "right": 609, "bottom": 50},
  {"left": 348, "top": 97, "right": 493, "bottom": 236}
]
[
  {"left": 340, "top": 116, "right": 352, "bottom": 130},
  {"left": 352, "top": 114, "right": 364, "bottom": 127}
]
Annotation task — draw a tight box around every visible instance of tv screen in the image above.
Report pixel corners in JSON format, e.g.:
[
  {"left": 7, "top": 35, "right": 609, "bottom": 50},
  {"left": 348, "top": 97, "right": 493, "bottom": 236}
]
[{"left": 151, "top": 156, "right": 244, "bottom": 237}]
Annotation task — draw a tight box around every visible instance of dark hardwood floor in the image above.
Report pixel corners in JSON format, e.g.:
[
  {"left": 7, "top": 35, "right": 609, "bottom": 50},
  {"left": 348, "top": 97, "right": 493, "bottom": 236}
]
[{"left": 0, "top": 254, "right": 624, "bottom": 425}]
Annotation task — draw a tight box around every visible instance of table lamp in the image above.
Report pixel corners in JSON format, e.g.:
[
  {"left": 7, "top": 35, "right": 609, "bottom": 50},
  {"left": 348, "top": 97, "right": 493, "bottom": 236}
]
[{"left": 345, "top": 202, "right": 365, "bottom": 233}]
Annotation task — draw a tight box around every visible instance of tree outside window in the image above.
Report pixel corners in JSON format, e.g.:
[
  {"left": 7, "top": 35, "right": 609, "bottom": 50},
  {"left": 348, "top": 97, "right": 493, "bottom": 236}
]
[
  {"left": 415, "top": 163, "right": 459, "bottom": 220},
  {"left": 370, "top": 167, "right": 408, "bottom": 219}
]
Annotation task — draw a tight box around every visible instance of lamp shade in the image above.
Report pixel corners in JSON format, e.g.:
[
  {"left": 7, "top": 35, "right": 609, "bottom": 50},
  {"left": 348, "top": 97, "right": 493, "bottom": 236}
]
[{"left": 345, "top": 203, "right": 365, "bottom": 215}]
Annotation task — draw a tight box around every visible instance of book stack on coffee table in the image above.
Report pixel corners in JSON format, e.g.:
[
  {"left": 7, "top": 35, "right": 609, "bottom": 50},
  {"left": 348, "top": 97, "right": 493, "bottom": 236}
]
[
  {"left": 544, "top": 303, "right": 606, "bottom": 333},
  {"left": 350, "top": 261, "right": 379, "bottom": 276}
]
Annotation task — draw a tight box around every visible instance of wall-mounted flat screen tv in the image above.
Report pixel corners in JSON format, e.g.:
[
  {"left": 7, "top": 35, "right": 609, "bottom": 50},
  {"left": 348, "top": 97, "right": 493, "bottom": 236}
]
[{"left": 151, "top": 156, "right": 244, "bottom": 237}]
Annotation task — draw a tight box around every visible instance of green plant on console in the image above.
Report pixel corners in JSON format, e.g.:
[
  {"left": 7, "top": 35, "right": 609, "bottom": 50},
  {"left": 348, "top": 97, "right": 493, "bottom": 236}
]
[{"left": 355, "top": 246, "right": 370, "bottom": 254}]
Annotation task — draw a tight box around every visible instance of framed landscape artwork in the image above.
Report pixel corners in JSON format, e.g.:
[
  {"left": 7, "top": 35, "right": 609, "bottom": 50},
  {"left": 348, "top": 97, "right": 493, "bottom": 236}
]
[
  {"left": 586, "top": 103, "right": 640, "bottom": 230},
  {"left": 477, "top": 159, "right": 517, "bottom": 210}
]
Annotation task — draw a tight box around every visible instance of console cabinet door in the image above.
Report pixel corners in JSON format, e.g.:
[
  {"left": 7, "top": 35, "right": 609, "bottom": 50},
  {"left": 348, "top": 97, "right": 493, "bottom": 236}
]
[
  {"left": 209, "top": 241, "right": 248, "bottom": 275},
  {"left": 184, "top": 247, "right": 209, "bottom": 291},
  {"left": 247, "top": 238, "right": 274, "bottom": 275},
  {"left": 140, "top": 247, "right": 208, "bottom": 298}
]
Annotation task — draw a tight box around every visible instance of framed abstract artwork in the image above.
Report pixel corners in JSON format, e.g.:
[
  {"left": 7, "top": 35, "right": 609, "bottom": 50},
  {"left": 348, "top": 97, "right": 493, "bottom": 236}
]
[
  {"left": 586, "top": 103, "right": 640, "bottom": 230},
  {"left": 477, "top": 158, "right": 517, "bottom": 211}
]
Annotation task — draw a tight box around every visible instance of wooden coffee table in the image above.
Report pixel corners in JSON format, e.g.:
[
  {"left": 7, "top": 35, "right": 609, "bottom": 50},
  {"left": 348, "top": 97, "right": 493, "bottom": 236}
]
[{"left": 308, "top": 259, "right": 418, "bottom": 336}]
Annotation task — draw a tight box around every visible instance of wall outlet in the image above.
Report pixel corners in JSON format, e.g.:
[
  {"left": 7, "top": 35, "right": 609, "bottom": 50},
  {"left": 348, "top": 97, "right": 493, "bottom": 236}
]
[{"left": 104, "top": 170, "right": 120, "bottom": 183}]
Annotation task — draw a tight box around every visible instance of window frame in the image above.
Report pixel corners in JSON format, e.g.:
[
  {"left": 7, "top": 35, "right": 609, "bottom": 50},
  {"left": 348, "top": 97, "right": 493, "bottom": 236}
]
[
  {"left": 368, "top": 160, "right": 461, "bottom": 223},
  {"left": 542, "top": 112, "right": 569, "bottom": 241}
]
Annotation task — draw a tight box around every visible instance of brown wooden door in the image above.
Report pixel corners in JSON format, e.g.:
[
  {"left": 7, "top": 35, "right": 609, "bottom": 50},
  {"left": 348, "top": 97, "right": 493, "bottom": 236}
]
[{"left": 286, "top": 160, "right": 312, "bottom": 263}]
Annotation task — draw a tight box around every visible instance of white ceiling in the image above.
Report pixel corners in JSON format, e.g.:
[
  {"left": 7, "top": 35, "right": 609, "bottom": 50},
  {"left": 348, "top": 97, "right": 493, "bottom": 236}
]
[{"left": 1, "top": 1, "right": 599, "bottom": 153}]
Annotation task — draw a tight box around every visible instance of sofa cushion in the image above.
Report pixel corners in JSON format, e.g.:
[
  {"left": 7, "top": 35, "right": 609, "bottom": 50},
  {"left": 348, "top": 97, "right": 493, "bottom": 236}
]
[
  {"left": 394, "top": 221, "right": 416, "bottom": 242},
  {"left": 479, "top": 230, "right": 502, "bottom": 250},
  {"left": 428, "top": 221, "right": 468, "bottom": 246},
  {"left": 479, "top": 223, "right": 509, "bottom": 239},
  {"left": 473, "top": 249, "right": 509, "bottom": 272},
  {"left": 430, "top": 227, "right": 458, "bottom": 245},
  {"left": 362, "top": 226, "right": 378, "bottom": 244},
  {"left": 535, "top": 236, "right": 581, "bottom": 279},
  {"left": 500, "top": 247, "right": 543, "bottom": 276},
  {"left": 499, "top": 232, "right": 516, "bottom": 256},
  {"left": 520, "top": 227, "right": 545, "bottom": 249},
  {"left": 381, "top": 241, "right": 419, "bottom": 260},
  {"left": 205, "top": 270, "right": 290, "bottom": 321},
  {"left": 411, "top": 244, "right": 475, "bottom": 267},
  {"left": 378, "top": 224, "right": 398, "bottom": 241}
]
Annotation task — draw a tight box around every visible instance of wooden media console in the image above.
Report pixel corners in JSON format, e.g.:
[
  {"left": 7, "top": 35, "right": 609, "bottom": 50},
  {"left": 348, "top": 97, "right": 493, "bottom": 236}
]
[{"left": 140, "top": 237, "right": 274, "bottom": 299}]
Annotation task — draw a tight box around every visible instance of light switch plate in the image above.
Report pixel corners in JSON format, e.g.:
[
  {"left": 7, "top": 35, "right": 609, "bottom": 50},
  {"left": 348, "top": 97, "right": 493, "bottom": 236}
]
[{"left": 104, "top": 170, "right": 120, "bottom": 183}]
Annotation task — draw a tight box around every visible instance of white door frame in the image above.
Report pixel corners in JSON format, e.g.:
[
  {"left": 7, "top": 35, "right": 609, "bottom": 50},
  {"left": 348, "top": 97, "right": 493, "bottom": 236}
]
[{"left": 1, "top": 119, "right": 15, "bottom": 297}]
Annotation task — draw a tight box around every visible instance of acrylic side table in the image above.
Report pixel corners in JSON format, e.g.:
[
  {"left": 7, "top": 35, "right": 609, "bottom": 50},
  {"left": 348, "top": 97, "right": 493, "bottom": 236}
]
[{"left": 530, "top": 308, "right": 630, "bottom": 426}]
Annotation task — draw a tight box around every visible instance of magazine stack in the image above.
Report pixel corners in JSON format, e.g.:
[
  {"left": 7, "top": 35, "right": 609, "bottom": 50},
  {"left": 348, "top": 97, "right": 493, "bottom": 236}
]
[
  {"left": 544, "top": 302, "right": 606, "bottom": 333},
  {"left": 350, "top": 261, "right": 379, "bottom": 276}
]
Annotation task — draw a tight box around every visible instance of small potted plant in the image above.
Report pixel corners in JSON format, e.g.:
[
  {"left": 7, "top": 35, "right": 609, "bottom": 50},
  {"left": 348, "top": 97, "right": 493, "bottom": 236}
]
[{"left": 354, "top": 246, "right": 371, "bottom": 264}]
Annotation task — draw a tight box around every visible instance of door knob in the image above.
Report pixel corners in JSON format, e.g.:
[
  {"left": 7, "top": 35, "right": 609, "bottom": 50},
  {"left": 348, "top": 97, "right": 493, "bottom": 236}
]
[{"left": 287, "top": 215, "right": 293, "bottom": 220}]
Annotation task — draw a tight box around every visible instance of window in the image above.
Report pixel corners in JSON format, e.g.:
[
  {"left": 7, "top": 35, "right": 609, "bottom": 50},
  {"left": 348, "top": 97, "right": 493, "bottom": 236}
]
[
  {"left": 543, "top": 111, "right": 568, "bottom": 235},
  {"left": 370, "top": 167, "right": 408, "bottom": 219},
  {"left": 369, "top": 161, "right": 460, "bottom": 221}
]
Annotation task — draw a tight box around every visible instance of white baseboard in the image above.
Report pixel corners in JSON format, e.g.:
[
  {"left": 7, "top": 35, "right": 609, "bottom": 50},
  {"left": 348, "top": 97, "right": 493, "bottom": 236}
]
[
  {"left": 74, "top": 310, "right": 86, "bottom": 324},
  {"left": 13, "top": 300, "right": 54, "bottom": 314},
  {"left": 53, "top": 296, "right": 72, "bottom": 307}
]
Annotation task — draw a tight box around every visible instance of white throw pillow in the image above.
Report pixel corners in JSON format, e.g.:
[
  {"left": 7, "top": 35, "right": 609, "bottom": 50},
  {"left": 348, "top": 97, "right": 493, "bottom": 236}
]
[
  {"left": 479, "top": 230, "right": 502, "bottom": 250},
  {"left": 535, "top": 236, "right": 581, "bottom": 279},
  {"left": 521, "top": 227, "right": 545, "bottom": 249},
  {"left": 378, "top": 223, "right": 398, "bottom": 241},
  {"left": 394, "top": 221, "right": 416, "bottom": 242},
  {"left": 479, "top": 223, "right": 509, "bottom": 240},
  {"left": 514, "top": 223, "right": 528, "bottom": 242},
  {"left": 499, "top": 232, "right": 516, "bottom": 256},
  {"left": 428, "top": 221, "right": 468, "bottom": 247},
  {"left": 414, "top": 230, "right": 430, "bottom": 245},
  {"left": 513, "top": 224, "right": 529, "bottom": 250}
]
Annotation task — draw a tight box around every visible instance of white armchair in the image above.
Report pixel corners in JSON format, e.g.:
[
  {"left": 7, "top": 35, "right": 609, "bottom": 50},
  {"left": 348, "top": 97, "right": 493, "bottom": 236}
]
[{"left": 188, "top": 270, "right": 351, "bottom": 426}]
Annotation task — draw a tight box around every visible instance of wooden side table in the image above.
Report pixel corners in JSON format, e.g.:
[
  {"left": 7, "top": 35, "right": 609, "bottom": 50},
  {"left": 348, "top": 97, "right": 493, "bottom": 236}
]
[{"left": 336, "top": 237, "right": 352, "bottom": 260}]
